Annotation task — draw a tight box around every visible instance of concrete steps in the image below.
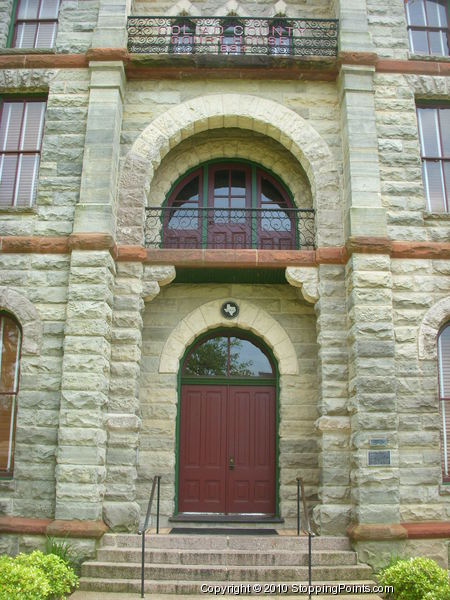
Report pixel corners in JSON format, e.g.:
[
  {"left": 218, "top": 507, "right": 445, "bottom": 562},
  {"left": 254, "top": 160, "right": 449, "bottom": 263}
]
[{"left": 79, "top": 533, "right": 375, "bottom": 595}]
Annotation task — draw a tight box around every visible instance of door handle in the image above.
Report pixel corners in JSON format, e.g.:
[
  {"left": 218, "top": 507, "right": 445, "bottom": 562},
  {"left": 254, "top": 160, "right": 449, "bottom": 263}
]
[{"left": 229, "top": 456, "right": 235, "bottom": 470}]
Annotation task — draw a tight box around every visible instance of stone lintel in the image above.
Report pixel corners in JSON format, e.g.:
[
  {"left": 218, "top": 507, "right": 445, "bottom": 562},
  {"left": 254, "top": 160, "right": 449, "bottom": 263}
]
[
  {"left": 0, "top": 517, "right": 51, "bottom": 535},
  {"left": 0, "top": 517, "right": 108, "bottom": 539},
  {"left": 347, "top": 236, "right": 392, "bottom": 255},
  {"left": 348, "top": 522, "right": 450, "bottom": 541},
  {"left": 348, "top": 523, "right": 408, "bottom": 541}
]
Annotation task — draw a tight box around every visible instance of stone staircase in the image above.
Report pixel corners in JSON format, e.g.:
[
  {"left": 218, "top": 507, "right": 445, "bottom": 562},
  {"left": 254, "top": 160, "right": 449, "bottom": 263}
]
[{"left": 79, "top": 532, "right": 376, "bottom": 595}]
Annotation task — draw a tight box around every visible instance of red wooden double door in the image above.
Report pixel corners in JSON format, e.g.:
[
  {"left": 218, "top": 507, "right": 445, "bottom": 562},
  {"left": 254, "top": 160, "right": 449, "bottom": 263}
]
[{"left": 178, "top": 384, "right": 276, "bottom": 514}]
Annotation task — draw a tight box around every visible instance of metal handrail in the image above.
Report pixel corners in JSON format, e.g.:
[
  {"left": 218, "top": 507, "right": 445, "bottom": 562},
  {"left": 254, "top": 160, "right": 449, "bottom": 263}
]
[
  {"left": 296, "top": 477, "right": 315, "bottom": 599},
  {"left": 138, "top": 475, "right": 161, "bottom": 598}
]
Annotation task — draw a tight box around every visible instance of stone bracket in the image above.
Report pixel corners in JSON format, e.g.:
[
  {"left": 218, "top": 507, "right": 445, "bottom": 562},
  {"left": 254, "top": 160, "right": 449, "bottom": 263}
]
[
  {"left": 285, "top": 266, "right": 319, "bottom": 304},
  {"left": 142, "top": 265, "right": 176, "bottom": 302}
]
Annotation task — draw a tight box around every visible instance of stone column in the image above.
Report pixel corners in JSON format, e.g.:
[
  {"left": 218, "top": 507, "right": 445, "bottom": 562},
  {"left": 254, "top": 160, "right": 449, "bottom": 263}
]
[
  {"left": 73, "top": 61, "right": 125, "bottom": 236},
  {"left": 314, "top": 265, "right": 353, "bottom": 535},
  {"left": 92, "top": 0, "right": 132, "bottom": 49},
  {"left": 55, "top": 250, "right": 115, "bottom": 521},
  {"left": 345, "top": 253, "right": 399, "bottom": 528},
  {"left": 55, "top": 59, "right": 125, "bottom": 523},
  {"left": 104, "top": 264, "right": 175, "bottom": 531},
  {"left": 339, "top": 65, "right": 386, "bottom": 241},
  {"left": 335, "top": 0, "right": 374, "bottom": 53},
  {"left": 286, "top": 266, "right": 352, "bottom": 534},
  {"left": 339, "top": 61, "right": 400, "bottom": 532}
]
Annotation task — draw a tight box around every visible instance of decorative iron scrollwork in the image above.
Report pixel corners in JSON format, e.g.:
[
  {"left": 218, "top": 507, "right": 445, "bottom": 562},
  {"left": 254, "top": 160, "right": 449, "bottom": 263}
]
[{"left": 127, "top": 16, "right": 338, "bottom": 57}]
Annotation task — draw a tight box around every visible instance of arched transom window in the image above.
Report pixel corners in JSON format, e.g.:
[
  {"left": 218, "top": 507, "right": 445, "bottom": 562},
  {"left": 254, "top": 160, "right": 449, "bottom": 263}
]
[
  {"left": 156, "top": 161, "right": 311, "bottom": 250},
  {"left": 0, "top": 313, "right": 22, "bottom": 477},
  {"left": 182, "top": 331, "right": 275, "bottom": 380}
]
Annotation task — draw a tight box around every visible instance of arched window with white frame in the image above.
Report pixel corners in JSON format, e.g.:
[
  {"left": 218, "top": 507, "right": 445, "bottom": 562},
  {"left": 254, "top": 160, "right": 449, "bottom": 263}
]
[{"left": 438, "top": 322, "right": 450, "bottom": 481}]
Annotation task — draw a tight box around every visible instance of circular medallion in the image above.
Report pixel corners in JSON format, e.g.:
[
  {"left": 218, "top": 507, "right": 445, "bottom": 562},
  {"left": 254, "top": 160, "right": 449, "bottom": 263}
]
[{"left": 221, "top": 301, "right": 239, "bottom": 319}]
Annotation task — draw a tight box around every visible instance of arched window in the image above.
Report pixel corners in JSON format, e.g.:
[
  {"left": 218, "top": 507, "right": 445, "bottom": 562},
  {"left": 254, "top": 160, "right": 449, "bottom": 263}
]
[
  {"left": 183, "top": 331, "right": 275, "bottom": 379},
  {"left": 162, "top": 161, "right": 299, "bottom": 249},
  {"left": 0, "top": 313, "right": 22, "bottom": 477},
  {"left": 439, "top": 323, "right": 450, "bottom": 481}
]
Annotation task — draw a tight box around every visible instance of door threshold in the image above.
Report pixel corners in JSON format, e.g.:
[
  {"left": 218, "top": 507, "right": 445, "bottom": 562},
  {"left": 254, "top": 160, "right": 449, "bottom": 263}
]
[{"left": 170, "top": 514, "right": 284, "bottom": 523}]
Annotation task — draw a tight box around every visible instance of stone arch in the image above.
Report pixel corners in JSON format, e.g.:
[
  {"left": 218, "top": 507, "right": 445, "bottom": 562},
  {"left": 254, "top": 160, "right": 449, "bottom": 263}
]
[
  {"left": 117, "top": 93, "right": 340, "bottom": 245},
  {"left": 418, "top": 296, "right": 450, "bottom": 360},
  {"left": 0, "top": 288, "right": 42, "bottom": 356},
  {"left": 159, "top": 298, "right": 298, "bottom": 375}
]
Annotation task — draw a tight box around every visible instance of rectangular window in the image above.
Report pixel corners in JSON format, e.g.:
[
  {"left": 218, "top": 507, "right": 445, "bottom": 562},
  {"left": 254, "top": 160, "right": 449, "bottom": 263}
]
[
  {"left": 416, "top": 105, "right": 450, "bottom": 212},
  {"left": 11, "top": 0, "right": 61, "bottom": 49},
  {"left": 0, "top": 99, "right": 46, "bottom": 208},
  {"left": 405, "top": 0, "right": 450, "bottom": 56}
]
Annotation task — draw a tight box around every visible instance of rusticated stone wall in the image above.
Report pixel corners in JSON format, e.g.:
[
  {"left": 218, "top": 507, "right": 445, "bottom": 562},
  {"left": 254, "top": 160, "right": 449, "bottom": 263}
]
[
  {"left": 366, "top": 0, "right": 409, "bottom": 59},
  {"left": 0, "top": 68, "right": 90, "bottom": 237},
  {"left": 374, "top": 73, "right": 450, "bottom": 244},
  {"left": 55, "top": 0, "right": 100, "bottom": 53},
  {"left": 136, "top": 283, "right": 319, "bottom": 529},
  {"left": 0, "top": 255, "right": 69, "bottom": 533},
  {"left": 0, "top": 0, "right": 13, "bottom": 48}
]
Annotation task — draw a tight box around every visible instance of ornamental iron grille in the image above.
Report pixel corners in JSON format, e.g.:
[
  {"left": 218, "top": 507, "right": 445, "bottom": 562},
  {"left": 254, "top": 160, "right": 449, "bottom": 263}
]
[
  {"left": 144, "top": 163, "right": 315, "bottom": 250},
  {"left": 127, "top": 16, "right": 338, "bottom": 57}
]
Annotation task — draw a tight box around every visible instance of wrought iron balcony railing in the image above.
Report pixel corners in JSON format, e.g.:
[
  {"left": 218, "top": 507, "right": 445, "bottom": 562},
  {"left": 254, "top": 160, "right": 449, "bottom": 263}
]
[
  {"left": 144, "top": 206, "right": 315, "bottom": 250},
  {"left": 128, "top": 16, "right": 338, "bottom": 58}
]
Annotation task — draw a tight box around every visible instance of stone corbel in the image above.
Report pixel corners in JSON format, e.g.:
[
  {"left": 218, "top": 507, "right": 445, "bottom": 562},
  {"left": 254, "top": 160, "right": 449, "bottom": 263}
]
[
  {"left": 285, "top": 266, "right": 319, "bottom": 304},
  {"left": 142, "top": 265, "right": 176, "bottom": 302}
]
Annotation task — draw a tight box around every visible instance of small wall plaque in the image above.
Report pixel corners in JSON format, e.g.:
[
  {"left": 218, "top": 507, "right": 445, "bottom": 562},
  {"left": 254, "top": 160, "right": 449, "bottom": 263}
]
[
  {"left": 370, "top": 438, "right": 387, "bottom": 447},
  {"left": 368, "top": 450, "right": 391, "bottom": 466},
  {"left": 221, "top": 301, "right": 239, "bottom": 319}
]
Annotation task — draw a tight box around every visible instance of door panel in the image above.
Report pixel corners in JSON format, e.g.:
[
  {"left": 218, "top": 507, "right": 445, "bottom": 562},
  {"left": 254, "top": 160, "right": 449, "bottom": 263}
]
[
  {"left": 227, "top": 386, "right": 276, "bottom": 514},
  {"left": 178, "top": 385, "right": 227, "bottom": 513},
  {"left": 179, "top": 384, "right": 276, "bottom": 514}
]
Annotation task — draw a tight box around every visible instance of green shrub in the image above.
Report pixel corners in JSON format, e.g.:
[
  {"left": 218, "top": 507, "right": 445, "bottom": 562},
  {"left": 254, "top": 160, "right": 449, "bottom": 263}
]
[
  {"left": 0, "top": 555, "right": 51, "bottom": 600},
  {"left": 378, "top": 556, "right": 450, "bottom": 600},
  {"left": 44, "top": 536, "right": 80, "bottom": 573},
  {"left": 0, "top": 551, "right": 78, "bottom": 600}
]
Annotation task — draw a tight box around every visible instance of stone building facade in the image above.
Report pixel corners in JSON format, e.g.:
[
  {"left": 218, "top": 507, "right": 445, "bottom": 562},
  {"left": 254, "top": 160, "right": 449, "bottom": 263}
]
[{"left": 0, "top": 0, "right": 449, "bottom": 571}]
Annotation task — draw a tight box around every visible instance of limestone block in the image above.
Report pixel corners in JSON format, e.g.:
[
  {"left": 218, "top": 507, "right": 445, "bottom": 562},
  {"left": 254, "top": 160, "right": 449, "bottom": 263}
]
[
  {"left": 105, "top": 414, "right": 141, "bottom": 432},
  {"left": 56, "top": 483, "right": 105, "bottom": 502},
  {"left": 58, "top": 445, "right": 105, "bottom": 466},
  {"left": 314, "top": 504, "right": 352, "bottom": 535},
  {"left": 142, "top": 281, "right": 160, "bottom": 302},
  {"left": 56, "top": 465, "right": 106, "bottom": 484},
  {"left": 103, "top": 501, "right": 140, "bottom": 531},
  {"left": 143, "top": 265, "right": 176, "bottom": 287},
  {"left": 315, "top": 416, "right": 351, "bottom": 431},
  {"left": 285, "top": 267, "right": 319, "bottom": 304}
]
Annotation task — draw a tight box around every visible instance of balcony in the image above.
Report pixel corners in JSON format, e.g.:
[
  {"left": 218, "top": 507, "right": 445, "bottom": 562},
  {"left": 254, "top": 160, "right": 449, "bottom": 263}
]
[
  {"left": 144, "top": 206, "right": 315, "bottom": 250},
  {"left": 127, "top": 16, "right": 338, "bottom": 58}
]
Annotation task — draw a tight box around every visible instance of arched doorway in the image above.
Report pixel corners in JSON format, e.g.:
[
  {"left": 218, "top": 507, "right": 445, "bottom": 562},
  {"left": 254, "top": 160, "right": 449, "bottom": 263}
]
[{"left": 177, "top": 329, "right": 278, "bottom": 516}]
